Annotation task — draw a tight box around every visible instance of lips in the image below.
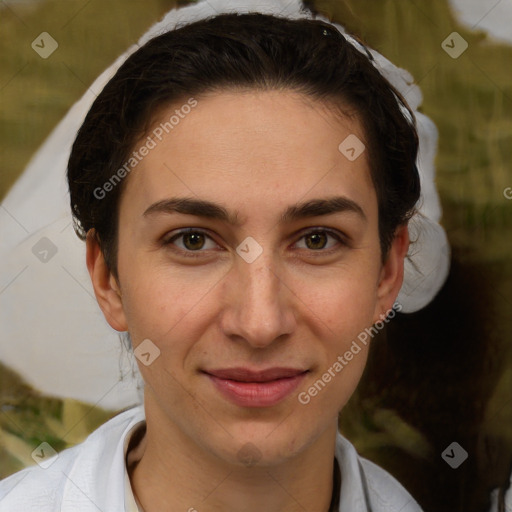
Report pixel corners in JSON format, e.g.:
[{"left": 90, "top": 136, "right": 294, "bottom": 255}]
[
  {"left": 202, "top": 367, "right": 309, "bottom": 407},
  {"left": 204, "top": 367, "right": 308, "bottom": 382}
]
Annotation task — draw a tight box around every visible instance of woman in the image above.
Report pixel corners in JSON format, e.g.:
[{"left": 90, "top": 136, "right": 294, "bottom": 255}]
[{"left": 0, "top": 1, "right": 444, "bottom": 510}]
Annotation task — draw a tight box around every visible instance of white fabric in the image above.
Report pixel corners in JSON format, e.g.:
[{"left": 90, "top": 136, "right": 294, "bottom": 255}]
[
  {"left": 0, "top": 0, "right": 449, "bottom": 407},
  {"left": 488, "top": 470, "right": 512, "bottom": 512},
  {"left": 0, "top": 405, "right": 423, "bottom": 511}
]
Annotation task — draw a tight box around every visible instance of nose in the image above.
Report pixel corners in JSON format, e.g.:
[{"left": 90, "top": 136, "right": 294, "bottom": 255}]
[{"left": 219, "top": 252, "right": 297, "bottom": 349}]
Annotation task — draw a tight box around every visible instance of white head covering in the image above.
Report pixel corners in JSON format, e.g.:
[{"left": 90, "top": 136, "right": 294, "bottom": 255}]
[{"left": 0, "top": 0, "right": 450, "bottom": 408}]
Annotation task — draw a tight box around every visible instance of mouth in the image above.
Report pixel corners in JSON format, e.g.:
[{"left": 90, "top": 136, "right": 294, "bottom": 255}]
[{"left": 202, "top": 367, "right": 309, "bottom": 408}]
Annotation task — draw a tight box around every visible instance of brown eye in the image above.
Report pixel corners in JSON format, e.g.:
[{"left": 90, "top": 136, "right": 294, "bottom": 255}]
[
  {"left": 164, "top": 229, "right": 219, "bottom": 255},
  {"left": 182, "top": 232, "right": 206, "bottom": 250},
  {"left": 305, "top": 232, "right": 328, "bottom": 250},
  {"left": 294, "top": 229, "right": 345, "bottom": 252}
]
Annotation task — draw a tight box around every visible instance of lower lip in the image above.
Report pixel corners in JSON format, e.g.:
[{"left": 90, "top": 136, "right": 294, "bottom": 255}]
[{"left": 205, "top": 372, "right": 308, "bottom": 407}]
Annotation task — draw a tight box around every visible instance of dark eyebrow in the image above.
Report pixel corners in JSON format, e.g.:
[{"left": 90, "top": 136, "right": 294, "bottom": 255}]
[
  {"left": 143, "top": 196, "right": 366, "bottom": 224},
  {"left": 143, "top": 197, "right": 241, "bottom": 225},
  {"left": 280, "top": 196, "right": 366, "bottom": 223}
]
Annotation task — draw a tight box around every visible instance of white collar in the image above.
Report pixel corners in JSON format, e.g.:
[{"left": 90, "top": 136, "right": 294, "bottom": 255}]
[
  {"left": 52, "top": 406, "right": 420, "bottom": 512},
  {"left": 123, "top": 419, "right": 146, "bottom": 512},
  {"left": 118, "top": 408, "right": 374, "bottom": 512},
  {"left": 0, "top": 405, "right": 412, "bottom": 511}
]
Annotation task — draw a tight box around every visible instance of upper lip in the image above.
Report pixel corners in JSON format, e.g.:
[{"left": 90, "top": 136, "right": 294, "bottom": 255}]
[{"left": 203, "top": 367, "right": 308, "bottom": 382}]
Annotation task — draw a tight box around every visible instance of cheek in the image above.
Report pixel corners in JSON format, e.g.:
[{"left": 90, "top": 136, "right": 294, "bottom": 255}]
[
  {"left": 297, "top": 260, "right": 380, "bottom": 338},
  {"left": 293, "top": 261, "right": 377, "bottom": 408},
  {"left": 296, "top": 343, "right": 369, "bottom": 427},
  {"left": 118, "top": 260, "right": 225, "bottom": 345}
]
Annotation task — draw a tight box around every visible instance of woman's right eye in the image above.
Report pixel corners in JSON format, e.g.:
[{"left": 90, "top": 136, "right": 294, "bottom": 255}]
[{"left": 163, "top": 229, "right": 221, "bottom": 257}]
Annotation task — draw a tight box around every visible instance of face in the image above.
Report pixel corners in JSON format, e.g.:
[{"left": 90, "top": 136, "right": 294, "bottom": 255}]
[{"left": 88, "top": 89, "right": 408, "bottom": 467}]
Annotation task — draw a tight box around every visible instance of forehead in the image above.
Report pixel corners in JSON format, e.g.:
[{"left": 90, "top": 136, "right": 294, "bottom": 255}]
[{"left": 120, "top": 90, "right": 376, "bottom": 224}]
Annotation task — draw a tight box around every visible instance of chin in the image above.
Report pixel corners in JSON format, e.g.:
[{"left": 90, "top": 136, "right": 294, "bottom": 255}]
[{"left": 216, "top": 421, "right": 313, "bottom": 467}]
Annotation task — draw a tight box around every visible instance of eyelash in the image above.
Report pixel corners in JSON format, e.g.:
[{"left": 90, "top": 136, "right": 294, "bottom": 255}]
[{"left": 162, "top": 228, "right": 347, "bottom": 259}]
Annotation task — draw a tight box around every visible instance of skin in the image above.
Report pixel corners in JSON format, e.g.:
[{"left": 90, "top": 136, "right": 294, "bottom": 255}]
[{"left": 87, "top": 90, "right": 409, "bottom": 512}]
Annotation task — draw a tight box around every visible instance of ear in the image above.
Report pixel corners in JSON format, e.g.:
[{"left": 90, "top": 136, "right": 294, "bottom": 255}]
[
  {"left": 86, "top": 230, "right": 128, "bottom": 332},
  {"left": 373, "top": 224, "right": 409, "bottom": 323}
]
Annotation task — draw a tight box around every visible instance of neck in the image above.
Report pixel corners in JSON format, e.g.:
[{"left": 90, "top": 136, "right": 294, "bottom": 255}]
[{"left": 130, "top": 394, "right": 339, "bottom": 512}]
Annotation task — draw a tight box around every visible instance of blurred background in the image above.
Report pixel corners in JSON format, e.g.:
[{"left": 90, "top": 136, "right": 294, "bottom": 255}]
[{"left": 0, "top": 1, "right": 511, "bottom": 511}]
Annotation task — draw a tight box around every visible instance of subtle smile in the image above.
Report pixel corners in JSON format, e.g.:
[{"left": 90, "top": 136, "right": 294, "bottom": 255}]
[{"left": 202, "top": 367, "right": 310, "bottom": 407}]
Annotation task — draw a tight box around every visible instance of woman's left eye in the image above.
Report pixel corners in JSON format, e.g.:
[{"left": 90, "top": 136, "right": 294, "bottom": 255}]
[{"left": 294, "top": 229, "right": 344, "bottom": 251}]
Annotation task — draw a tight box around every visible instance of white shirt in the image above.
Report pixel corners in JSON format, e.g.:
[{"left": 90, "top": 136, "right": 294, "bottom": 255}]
[
  {"left": 488, "top": 472, "right": 512, "bottom": 512},
  {"left": 0, "top": 405, "right": 423, "bottom": 511}
]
